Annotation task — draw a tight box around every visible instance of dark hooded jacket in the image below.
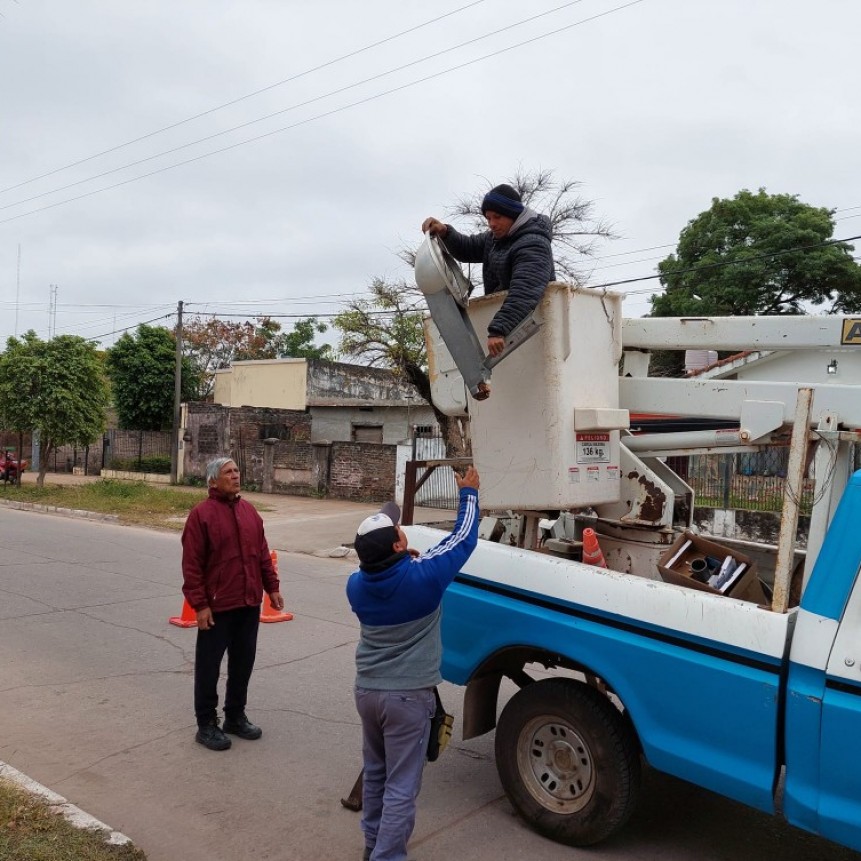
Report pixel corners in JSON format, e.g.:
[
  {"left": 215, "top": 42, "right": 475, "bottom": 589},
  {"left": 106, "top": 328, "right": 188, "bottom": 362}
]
[{"left": 441, "top": 209, "right": 555, "bottom": 337}]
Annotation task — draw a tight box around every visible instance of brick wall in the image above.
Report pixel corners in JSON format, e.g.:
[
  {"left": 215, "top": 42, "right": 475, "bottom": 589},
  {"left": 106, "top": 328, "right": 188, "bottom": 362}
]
[
  {"left": 184, "top": 402, "right": 311, "bottom": 484},
  {"left": 328, "top": 441, "right": 397, "bottom": 502},
  {"left": 184, "top": 403, "right": 396, "bottom": 501}
]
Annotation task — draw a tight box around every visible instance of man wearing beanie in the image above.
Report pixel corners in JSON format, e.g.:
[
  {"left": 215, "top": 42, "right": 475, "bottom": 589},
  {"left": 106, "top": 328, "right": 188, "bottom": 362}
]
[
  {"left": 346, "top": 466, "right": 480, "bottom": 861},
  {"left": 422, "top": 183, "right": 555, "bottom": 358}
]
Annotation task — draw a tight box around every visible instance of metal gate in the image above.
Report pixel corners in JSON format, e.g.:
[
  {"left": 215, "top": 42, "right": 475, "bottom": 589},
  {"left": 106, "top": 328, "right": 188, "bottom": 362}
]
[{"left": 412, "top": 434, "right": 459, "bottom": 509}]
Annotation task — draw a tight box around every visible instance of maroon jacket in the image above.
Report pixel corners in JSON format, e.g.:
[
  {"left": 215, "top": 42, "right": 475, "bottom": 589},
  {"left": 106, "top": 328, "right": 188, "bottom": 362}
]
[{"left": 181, "top": 488, "right": 279, "bottom": 613}]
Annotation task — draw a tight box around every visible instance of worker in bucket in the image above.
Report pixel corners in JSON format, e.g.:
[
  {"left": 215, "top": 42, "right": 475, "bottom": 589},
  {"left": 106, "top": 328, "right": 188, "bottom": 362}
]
[{"left": 422, "top": 183, "right": 555, "bottom": 358}]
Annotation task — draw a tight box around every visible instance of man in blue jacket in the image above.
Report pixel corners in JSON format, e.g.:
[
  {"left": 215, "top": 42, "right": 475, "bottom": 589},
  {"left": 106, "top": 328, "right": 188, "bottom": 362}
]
[
  {"left": 347, "top": 466, "right": 480, "bottom": 861},
  {"left": 422, "top": 183, "right": 555, "bottom": 358}
]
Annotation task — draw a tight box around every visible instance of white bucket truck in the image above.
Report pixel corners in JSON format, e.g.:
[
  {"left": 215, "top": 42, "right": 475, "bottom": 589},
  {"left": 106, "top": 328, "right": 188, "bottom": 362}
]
[{"left": 409, "top": 237, "right": 861, "bottom": 851}]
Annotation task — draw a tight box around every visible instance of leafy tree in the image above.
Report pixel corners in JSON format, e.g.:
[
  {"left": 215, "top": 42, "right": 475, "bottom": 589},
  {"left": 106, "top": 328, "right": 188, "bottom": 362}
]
[
  {"left": 335, "top": 168, "right": 613, "bottom": 455},
  {"left": 0, "top": 332, "right": 109, "bottom": 486},
  {"left": 652, "top": 189, "right": 861, "bottom": 317},
  {"left": 105, "top": 324, "right": 200, "bottom": 430},
  {"left": 334, "top": 278, "right": 472, "bottom": 456},
  {"left": 280, "top": 317, "right": 333, "bottom": 360},
  {"left": 183, "top": 315, "right": 331, "bottom": 398}
]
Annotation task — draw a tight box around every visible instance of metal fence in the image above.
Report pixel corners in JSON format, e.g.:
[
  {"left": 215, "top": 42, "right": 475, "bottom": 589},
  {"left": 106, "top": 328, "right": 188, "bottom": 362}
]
[
  {"left": 685, "top": 443, "right": 861, "bottom": 514},
  {"left": 101, "top": 429, "right": 173, "bottom": 473},
  {"left": 412, "top": 430, "right": 460, "bottom": 510}
]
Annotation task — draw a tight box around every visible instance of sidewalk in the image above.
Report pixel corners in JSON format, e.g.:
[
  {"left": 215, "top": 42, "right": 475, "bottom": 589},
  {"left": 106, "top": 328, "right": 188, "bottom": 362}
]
[{"left": 18, "top": 470, "right": 456, "bottom": 555}]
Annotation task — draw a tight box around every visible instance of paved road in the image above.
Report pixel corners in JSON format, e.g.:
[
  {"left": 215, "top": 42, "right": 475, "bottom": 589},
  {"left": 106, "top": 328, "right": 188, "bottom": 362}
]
[{"left": 0, "top": 505, "right": 857, "bottom": 861}]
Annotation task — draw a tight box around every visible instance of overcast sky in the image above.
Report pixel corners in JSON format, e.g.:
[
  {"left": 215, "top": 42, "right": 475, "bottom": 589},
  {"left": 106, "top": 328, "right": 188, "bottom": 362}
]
[{"left": 2, "top": 0, "right": 859, "bottom": 351}]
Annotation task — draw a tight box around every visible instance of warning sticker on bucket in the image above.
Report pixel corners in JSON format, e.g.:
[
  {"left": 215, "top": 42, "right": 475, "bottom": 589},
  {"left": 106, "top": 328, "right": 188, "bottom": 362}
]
[{"left": 576, "top": 433, "right": 610, "bottom": 463}]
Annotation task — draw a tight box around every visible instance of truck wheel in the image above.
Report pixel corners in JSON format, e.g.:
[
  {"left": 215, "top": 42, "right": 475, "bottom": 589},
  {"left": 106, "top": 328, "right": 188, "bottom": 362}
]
[{"left": 495, "top": 677, "right": 641, "bottom": 846}]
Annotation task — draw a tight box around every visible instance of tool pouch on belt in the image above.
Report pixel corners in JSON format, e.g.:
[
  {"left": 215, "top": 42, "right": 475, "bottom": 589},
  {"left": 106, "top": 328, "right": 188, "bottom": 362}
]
[{"left": 426, "top": 686, "right": 454, "bottom": 762}]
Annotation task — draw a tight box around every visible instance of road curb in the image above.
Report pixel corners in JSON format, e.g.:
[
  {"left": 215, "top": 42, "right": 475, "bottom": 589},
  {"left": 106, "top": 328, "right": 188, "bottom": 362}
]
[
  {"left": 0, "top": 499, "right": 119, "bottom": 522},
  {"left": 0, "top": 760, "right": 131, "bottom": 846}
]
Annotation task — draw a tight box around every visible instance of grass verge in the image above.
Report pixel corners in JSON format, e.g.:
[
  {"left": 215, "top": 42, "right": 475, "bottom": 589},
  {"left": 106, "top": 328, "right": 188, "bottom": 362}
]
[
  {"left": 0, "top": 480, "right": 207, "bottom": 530},
  {"left": 0, "top": 778, "right": 147, "bottom": 861}
]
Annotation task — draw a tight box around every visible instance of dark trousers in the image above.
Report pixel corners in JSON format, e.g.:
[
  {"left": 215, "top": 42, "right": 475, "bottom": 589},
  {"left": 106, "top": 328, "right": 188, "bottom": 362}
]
[{"left": 194, "top": 605, "right": 260, "bottom": 726}]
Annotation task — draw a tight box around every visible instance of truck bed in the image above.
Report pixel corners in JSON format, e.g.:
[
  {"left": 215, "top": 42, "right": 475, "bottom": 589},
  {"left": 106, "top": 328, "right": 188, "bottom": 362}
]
[{"left": 406, "top": 525, "right": 795, "bottom": 813}]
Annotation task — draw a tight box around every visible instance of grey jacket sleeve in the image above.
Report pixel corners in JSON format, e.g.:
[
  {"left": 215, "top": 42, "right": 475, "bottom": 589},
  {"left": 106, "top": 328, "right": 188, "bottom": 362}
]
[
  {"left": 441, "top": 226, "right": 488, "bottom": 264},
  {"left": 487, "top": 235, "right": 554, "bottom": 336}
]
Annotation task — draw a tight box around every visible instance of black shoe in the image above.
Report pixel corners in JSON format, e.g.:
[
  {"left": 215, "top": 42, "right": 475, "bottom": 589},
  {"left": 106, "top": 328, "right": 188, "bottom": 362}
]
[
  {"left": 195, "top": 720, "right": 231, "bottom": 751},
  {"left": 223, "top": 713, "right": 262, "bottom": 740}
]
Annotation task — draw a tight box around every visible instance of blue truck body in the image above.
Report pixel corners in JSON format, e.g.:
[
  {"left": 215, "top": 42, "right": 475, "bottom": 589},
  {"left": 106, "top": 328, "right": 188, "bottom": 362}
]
[{"left": 406, "top": 470, "right": 861, "bottom": 850}]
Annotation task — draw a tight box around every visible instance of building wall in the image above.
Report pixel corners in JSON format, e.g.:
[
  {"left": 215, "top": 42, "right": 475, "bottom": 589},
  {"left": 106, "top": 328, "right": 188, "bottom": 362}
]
[
  {"left": 213, "top": 358, "right": 308, "bottom": 410},
  {"left": 182, "top": 402, "right": 397, "bottom": 502},
  {"left": 733, "top": 350, "right": 861, "bottom": 384},
  {"left": 183, "top": 402, "right": 311, "bottom": 484},
  {"left": 310, "top": 404, "right": 437, "bottom": 445},
  {"left": 328, "top": 441, "right": 397, "bottom": 501},
  {"left": 306, "top": 360, "right": 418, "bottom": 403}
]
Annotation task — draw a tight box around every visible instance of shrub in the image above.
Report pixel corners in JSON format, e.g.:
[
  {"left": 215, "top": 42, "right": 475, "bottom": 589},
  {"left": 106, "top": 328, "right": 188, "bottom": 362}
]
[{"left": 109, "top": 455, "right": 172, "bottom": 474}]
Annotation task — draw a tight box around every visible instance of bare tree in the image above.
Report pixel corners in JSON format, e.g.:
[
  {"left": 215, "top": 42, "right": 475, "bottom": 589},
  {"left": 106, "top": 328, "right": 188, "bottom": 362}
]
[{"left": 402, "top": 167, "right": 616, "bottom": 284}]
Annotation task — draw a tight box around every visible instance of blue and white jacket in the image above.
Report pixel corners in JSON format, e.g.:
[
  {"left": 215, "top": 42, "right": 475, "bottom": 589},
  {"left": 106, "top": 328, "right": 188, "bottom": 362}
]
[{"left": 346, "top": 487, "right": 479, "bottom": 690}]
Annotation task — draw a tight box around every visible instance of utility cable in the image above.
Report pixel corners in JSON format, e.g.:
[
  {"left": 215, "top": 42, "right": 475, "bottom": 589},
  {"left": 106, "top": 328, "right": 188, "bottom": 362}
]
[
  {"left": 588, "top": 233, "right": 861, "bottom": 290},
  {"left": 0, "top": 0, "right": 646, "bottom": 225},
  {"left": 0, "top": 0, "right": 487, "bottom": 195},
  {"left": 0, "top": 0, "right": 596, "bottom": 212}
]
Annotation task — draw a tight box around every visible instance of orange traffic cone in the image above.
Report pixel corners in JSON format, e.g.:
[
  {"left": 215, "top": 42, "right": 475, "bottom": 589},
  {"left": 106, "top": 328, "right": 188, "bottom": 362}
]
[
  {"left": 169, "top": 599, "right": 198, "bottom": 628},
  {"left": 261, "top": 550, "right": 294, "bottom": 623},
  {"left": 581, "top": 528, "right": 607, "bottom": 568},
  {"left": 261, "top": 592, "right": 294, "bottom": 623}
]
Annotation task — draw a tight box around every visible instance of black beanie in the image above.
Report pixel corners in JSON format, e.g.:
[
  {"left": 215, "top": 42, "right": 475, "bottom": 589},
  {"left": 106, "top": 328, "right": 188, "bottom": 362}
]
[{"left": 481, "top": 183, "right": 524, "bottom": 220}]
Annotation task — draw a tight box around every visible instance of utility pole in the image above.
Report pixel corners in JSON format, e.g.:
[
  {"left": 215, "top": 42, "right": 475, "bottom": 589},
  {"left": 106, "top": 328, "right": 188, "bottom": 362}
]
[
  {"left": 170, "top": 300, "right": 184, "bottom": 484},
  {"left": 15, "top": 245, "right": 21, "bottom": 336},
  {"left": 48, "top": 284, "right": 58, "bottom": 338}
]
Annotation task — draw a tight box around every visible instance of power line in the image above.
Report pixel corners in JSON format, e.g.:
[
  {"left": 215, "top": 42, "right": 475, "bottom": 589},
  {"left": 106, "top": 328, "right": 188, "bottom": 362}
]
[
  {"left": 0, "top": 0, "right": 597, "bottom": 213},
  {"left": 64, "top": 229, "right": 861, "bottom": 342},
  {"left": 0, "top": 0, "right": 488, "bottom": 195},
  {"left": 0, "top": 0, "right": 646, "bottom": 225},
  {"left": 589, "top": 204, "right": 861, "bottom": 265},
  {"left": 588, "top": 233, "right": 861, "bottom": 290},
  {"left": 86, "top": 312, "right": 176, "bottom": 343}
]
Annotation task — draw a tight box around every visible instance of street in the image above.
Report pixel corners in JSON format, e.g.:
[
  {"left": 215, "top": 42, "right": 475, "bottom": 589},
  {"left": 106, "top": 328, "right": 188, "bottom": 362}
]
[{"left": 0, "top": 505, "right": 857, "bottom": 861}]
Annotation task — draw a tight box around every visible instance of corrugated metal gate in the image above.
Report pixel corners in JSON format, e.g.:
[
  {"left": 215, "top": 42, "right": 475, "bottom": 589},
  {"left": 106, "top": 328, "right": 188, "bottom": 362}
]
[{"left": 412, "top": 434, "right": 459, "bottom": 510}]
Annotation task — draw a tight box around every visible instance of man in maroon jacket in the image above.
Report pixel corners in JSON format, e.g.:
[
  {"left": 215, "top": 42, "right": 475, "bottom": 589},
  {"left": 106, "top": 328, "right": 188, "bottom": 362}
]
[{"left": 182, "top": 456, "right": 284, "bottom": 751}]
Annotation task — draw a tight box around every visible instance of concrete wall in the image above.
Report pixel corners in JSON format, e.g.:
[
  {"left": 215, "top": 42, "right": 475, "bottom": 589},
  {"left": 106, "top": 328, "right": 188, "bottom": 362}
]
[
  {"left": 306, "top": 360, "right": 419, "bottom": 405},
  {"left": 213, "top": 358, "right": 308, "bottom": 410},
  {"left": 693, "top": 506, "right": 810, "bottom": 548},
  {"left": 310, "top": 404, "right": 437, "bottom": 445},
  {"left": 729, "top": 349, "right": 861, "bottom": 385}
]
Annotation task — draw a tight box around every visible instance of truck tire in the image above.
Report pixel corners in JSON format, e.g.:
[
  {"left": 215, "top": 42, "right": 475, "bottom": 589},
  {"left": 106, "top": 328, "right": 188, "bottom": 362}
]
[{"left": 495, "top": 677, "right": 641, "bottom": 846}]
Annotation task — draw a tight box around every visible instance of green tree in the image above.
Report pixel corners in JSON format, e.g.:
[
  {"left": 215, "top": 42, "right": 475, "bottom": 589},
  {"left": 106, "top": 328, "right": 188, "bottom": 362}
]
[
  {"left": 106, "top": 324, "right": 199, "bottom": 430},
  {"left": 183, "top": 315, "right": 331, "bottom": 398},
  {"left": 336, "top": 169, "right": 612, "bottom": 454},
  {"left": 279, "top": 317, "right": 333, "bottom": 360},
  {"left": 0, "top": 332, "right": 109, "bottom": 486},
  {"left": 334, "top": 278, "right": 473, "bottom": 455},
  {"left": 652, "top": 189, "right": 861, "bottom": 317}
]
